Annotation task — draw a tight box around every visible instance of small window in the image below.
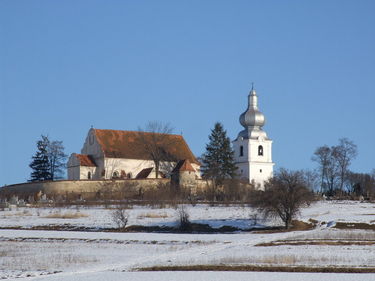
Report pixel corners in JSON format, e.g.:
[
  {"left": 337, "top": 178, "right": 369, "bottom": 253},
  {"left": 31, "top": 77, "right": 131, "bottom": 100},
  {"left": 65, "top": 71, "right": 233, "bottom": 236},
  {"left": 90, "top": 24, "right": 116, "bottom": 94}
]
[
  {"left": 258, "top": 145, "right": 263, "bottom": 156},
  {"left": 260, "top": 169, "right": 262, "bottom": 173},
  {"left": 240, "top": 146, "right": 244, "bottom": 157},
  {"left": 112, "top": 171, "right": 119, "bottom": 179},
  {"left": 87, "top": 171, "right": 91, "bottom": 179}
]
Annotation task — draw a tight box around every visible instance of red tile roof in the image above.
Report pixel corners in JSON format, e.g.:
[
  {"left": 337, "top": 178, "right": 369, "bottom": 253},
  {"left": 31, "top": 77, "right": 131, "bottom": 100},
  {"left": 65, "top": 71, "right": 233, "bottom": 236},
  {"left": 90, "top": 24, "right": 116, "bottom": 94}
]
[
  {"left": 75, "top": 154, "right": 96, "bottom": 167},
  {"left": 172, "top": 159, "right": 196, "bottom": 173},
  {"left": 93, "top": 129, "right": 199, "bottom": 164}
]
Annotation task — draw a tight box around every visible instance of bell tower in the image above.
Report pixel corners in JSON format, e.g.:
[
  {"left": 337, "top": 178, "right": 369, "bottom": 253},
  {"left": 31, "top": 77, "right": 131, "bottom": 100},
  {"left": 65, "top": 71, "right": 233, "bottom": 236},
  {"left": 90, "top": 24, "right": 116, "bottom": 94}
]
[{"left": 233, "top": 86, "right": 274, "bottom": 189}]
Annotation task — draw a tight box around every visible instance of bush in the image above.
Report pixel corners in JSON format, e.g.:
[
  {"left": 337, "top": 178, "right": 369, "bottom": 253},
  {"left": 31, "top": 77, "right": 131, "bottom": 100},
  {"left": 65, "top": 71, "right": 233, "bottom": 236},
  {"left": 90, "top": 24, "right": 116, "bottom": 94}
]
[
  {"left": 177, "top": 204, "right": 191, "bottom": 231},
  {"left": 111, "top": 205, "right": 129, "bottom": 230}
]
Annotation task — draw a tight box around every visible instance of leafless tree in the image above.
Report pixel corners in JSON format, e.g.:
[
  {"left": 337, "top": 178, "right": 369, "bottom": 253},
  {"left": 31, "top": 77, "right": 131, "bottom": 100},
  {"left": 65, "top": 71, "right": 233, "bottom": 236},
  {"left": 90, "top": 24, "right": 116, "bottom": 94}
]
[
  {"left": 250, "top": 169, "right": 315, "bottom": 229},
  {"left": 346, "top": 171, "right": 375, "bottom": 198},
  {"left": 312, "top": 145, "right": 332, "bottom": 193},
  {"left": 137, "top": 121, "right": 177, "bottom": 178},
  {"left": 312, "top": 138, "right": 357, "bottom": 196},
  {"left": 334, "top": 138, "right": 358, "bottom": 192}
]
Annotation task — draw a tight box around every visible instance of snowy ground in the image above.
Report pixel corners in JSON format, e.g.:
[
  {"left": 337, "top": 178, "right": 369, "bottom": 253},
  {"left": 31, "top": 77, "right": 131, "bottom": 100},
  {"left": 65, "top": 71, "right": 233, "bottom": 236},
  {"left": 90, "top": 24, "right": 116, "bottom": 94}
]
[{"left": 1, "top": 200, "right": 375, "bottom": 280}]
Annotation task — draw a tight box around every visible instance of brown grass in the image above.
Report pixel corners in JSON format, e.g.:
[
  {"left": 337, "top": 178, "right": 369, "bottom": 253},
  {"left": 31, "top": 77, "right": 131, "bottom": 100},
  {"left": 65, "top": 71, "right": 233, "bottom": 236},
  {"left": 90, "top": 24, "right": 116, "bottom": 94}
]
[
  {"left": 334, "top": 222, "right": 375, "bottom": 230},
  {"left": 256, "top": 240, "right": 375, "bottom": 247},
  {"left": 138, "top": 265, "right": 375, "bottom": 273},
  {"left": 137, "top": 212, "right": 169, "bottom": 219},
  {"left": 43, "top": 212, "right": 88, "bottom": 219},
  {"left": 254, "top": 220, "right": 316, "bottom": 234}
]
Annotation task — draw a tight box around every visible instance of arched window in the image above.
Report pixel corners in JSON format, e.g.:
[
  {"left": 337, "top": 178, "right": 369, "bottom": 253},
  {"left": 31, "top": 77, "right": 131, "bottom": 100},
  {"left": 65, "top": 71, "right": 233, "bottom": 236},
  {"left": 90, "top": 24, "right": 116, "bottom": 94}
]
[
  {"left": 112, "top": 171, "right": 119, "bottom": 179},
  {"left": 87, "top": 171, "right": 91, "bottom": 179},
  {"left": 240, "top": 146, "right": 244, "bottom": 157},
  {"left": 258, "top": 145, "right": 263, "bottom": 156}
]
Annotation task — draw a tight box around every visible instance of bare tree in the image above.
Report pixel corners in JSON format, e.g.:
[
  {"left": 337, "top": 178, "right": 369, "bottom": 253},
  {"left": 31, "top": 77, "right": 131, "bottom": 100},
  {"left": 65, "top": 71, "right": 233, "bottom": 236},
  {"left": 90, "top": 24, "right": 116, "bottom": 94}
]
[
  {"left": 312, "top": 145, "right": 331, "bottom": 193},
  {"left": 250, "top": 169, "right": 315, "bottom": 229},
  {"left": 333, "top": 138, "right": 358, "bottom": 192},
  {"left": 137, "top": 121, "right": 177, "bottom": 178},
  {"left": 346, "top": 171, "right": 375, "bottom": 198},
  {"left": 302, "top": 169, "right": 319, "bottom": 191},
  {"left": 47, "top": 139, "right": 68, "bottom": 180},
  {"left": 312, "top": 138, "right": 357, "bottom": 196}
]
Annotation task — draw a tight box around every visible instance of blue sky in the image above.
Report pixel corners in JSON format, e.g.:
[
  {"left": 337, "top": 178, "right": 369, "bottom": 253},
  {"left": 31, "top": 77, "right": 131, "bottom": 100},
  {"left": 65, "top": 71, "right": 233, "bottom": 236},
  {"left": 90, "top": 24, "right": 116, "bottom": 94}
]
[{"left": 1, "top": 0, "right": 374, "bottom": 185}]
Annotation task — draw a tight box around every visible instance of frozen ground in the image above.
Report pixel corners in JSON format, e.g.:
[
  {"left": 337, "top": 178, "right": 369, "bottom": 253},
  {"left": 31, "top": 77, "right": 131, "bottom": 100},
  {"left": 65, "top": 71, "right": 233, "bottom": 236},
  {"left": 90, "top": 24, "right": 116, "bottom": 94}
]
[{"left": 1, "top": 201, "right": 375, "bottom": 280}]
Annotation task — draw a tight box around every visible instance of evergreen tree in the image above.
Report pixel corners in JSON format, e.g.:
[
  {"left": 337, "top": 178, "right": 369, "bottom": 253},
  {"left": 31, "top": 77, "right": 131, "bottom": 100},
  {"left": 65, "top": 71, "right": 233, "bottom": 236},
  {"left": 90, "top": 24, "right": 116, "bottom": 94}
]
[
  {"left": 201, "top": 122, "right": 237, "bottom": 185},
  {"left": 29, "top": 135, "right": 51, "bottom": 181}
]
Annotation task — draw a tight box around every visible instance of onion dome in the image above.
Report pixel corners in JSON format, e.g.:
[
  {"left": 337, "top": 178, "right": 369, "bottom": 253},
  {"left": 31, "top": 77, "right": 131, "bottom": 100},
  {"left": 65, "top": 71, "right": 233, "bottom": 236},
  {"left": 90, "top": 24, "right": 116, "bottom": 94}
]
[{"left": 237, "top": 87, "right": 268, "bottom": 140}]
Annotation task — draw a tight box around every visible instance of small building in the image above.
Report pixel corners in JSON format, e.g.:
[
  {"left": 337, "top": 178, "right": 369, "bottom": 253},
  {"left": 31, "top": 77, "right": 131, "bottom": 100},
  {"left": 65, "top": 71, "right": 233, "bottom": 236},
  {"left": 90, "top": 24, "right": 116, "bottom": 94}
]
[
  {"left": 171, "top": 159, "right": 197, "bottom": 188},
  {"left": 67, "top": 128, "right": 200, "bottom": 180}
]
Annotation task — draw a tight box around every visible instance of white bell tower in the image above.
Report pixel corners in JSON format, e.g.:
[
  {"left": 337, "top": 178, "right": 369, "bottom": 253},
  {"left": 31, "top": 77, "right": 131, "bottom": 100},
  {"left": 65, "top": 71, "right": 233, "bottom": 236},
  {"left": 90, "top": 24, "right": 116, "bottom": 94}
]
[{"left": 233, "top": 86, "right": 274, "bottom": 189}]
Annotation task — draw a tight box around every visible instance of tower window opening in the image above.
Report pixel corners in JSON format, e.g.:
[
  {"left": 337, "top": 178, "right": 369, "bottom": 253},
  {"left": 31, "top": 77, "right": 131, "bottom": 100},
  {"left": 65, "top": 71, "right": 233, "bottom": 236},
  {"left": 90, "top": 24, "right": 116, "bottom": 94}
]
[
  {"left": 240, "top": 146, "right": 244, "bottom": 157},
  {"left": 87, "top": 171, "right": 91, "bottom": 179},
  {"left": 260, "top": 169, "right": 262, "bottom": 173},
  {"left": 258, "top": 145, "right": 263, "bottom": 156}
]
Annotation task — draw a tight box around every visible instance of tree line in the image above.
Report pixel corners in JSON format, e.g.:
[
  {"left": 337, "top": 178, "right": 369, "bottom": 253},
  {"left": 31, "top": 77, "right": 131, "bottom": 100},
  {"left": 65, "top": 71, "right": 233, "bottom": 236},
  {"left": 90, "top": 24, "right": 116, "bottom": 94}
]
[{"left": 312, "top": 138, "right": 374, "bottom": 198}]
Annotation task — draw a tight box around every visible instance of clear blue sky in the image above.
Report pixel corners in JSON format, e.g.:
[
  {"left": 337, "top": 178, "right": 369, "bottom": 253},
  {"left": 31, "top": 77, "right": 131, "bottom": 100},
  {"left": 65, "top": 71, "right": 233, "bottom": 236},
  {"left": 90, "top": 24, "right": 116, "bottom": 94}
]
[{"left": 1, "top": 0, "right": 374, "bottom": 185}]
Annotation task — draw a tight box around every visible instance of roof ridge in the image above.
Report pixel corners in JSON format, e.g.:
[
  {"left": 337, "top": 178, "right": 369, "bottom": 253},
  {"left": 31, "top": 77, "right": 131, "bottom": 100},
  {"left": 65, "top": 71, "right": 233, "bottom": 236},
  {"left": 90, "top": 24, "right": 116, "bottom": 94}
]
[{"left": 94, "top": 128, "right": 183, "bottom": 137}]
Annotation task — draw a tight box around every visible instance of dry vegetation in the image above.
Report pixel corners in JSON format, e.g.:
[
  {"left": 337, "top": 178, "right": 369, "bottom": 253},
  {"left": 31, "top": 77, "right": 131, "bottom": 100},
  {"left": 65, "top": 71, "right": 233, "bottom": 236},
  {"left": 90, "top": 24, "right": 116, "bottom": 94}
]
[
  {"left": 137, "top": 212, "right": 169, "bottom": 219},
  {"left": 138, "top": 265, "right": 375, "bottom": 273},
  {"left": 0, "top": 242, "right": 97, "bottom": 272},
  {"left": 43, "top": 212, "right": 88, "bottom": 219}
]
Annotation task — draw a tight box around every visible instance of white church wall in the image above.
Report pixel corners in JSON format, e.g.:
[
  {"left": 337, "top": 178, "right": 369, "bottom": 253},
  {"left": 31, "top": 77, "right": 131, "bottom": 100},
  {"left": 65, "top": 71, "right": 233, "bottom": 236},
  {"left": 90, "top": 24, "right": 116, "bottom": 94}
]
[
  {"left": 103, "top": 158, "right": 166, "bottom": 179},
  {"left": 67, "top": 154, "right": 81, "bottom": 180},
  {"left": 80, "top": 166, "right": 97, "bottom": 180}
]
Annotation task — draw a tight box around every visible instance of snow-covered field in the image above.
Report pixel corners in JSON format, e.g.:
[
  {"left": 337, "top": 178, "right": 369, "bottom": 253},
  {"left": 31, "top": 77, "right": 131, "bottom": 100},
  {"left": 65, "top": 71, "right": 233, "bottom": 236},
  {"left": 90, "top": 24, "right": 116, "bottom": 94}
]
[{"left": 1, "top": 201, "right": 375, "bottom": 280}]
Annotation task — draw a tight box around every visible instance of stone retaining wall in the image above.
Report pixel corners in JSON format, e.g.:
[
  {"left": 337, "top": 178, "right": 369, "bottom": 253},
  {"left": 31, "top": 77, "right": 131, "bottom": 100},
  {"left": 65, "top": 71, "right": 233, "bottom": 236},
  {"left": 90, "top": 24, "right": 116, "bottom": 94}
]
[{"left": 0, "top": 179, "right": 171, "bottom": 200}]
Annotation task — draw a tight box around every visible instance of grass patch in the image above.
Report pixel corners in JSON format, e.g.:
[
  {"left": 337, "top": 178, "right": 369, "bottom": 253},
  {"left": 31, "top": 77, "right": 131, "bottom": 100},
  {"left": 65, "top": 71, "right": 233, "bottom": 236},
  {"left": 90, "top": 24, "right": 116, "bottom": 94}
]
[
  {"left": 43, "top": 212, "right": 88, "bottom": 219},
  {"left": 137, "top": 265, "right": 375, "bottom": 273},
  {"left": 137, "top": 212, "right": 169, "bottom": 219}
]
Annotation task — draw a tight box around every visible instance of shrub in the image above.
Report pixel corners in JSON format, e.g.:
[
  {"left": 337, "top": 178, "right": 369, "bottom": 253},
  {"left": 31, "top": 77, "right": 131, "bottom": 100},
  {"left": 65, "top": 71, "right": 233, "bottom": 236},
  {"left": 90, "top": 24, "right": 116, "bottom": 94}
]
[
  {"left": 177, "top": 204, "right": 191, "bottom": 231},
  {"left": 111, "top": 205, "right": 129, "bottom": 230}
]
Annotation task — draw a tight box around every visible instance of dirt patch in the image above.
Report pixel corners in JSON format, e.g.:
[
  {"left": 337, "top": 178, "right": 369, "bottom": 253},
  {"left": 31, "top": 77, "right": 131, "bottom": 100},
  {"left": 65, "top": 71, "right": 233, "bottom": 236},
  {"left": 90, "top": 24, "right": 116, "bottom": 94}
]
[
  {"left": 137, "top": 265, "right": 375, "bottom": 273},
  {"left": 254, "top": 220, "right": 316, "bottom": 234},
  {"left": 334, "top": 222, "right": 375, "bottom": 230}
]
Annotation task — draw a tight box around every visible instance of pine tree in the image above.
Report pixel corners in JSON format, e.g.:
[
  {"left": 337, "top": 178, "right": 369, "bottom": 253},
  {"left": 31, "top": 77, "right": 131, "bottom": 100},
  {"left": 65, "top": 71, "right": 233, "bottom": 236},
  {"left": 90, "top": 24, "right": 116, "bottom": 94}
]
[
  {"left": 29, "top": 135, "right": 52, "bottom": 181},
  {"left": 201, "top": 122, "right": 237, "bottom": 185}
]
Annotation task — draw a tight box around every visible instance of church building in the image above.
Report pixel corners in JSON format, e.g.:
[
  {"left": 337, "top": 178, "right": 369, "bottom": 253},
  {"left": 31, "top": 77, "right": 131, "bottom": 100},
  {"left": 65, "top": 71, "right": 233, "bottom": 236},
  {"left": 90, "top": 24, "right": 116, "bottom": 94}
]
[
  {"left": 232, "top": 87, "right": 274, "bottom": 189},
  {"left": 67, "top": 128, "right": 200, "bottom": 180}
]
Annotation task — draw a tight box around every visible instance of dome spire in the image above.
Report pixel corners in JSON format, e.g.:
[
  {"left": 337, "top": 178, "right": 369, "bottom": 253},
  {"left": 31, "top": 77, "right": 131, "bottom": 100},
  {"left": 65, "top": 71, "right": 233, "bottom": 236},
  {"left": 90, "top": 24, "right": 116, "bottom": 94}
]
[{"left": 237, "top": 86, "right": 268, "bottom": 140}]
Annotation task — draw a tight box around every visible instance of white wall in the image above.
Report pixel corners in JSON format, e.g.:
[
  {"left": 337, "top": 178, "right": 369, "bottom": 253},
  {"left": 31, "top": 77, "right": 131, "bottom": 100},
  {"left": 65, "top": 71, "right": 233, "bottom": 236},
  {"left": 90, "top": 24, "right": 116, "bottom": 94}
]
[{"left": 233, "top": 137, "right": 274, "bottom": 188}]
